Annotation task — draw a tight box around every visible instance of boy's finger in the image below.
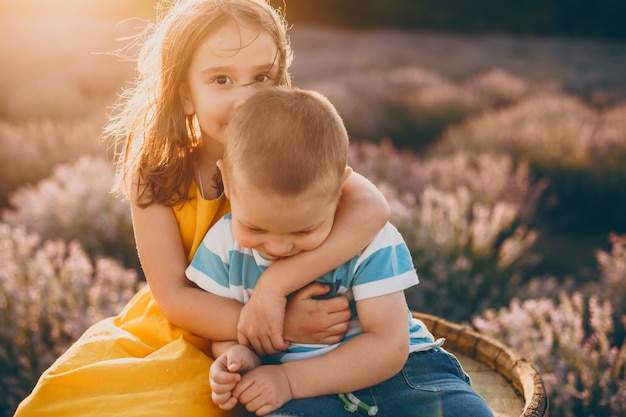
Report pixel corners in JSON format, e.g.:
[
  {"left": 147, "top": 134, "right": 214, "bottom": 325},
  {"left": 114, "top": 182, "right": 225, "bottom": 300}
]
[
  {"left": 218, "top": 397, "right": 239, "bottom": 411},
  {"left": 212, "top": 391, "right": 238, "bottom": 410},
  {"left": 226, "top": 353, "right": 243, "bottom": 372},
  {"left": 211, "top": 370, "right": 241, "bottom": 385}
]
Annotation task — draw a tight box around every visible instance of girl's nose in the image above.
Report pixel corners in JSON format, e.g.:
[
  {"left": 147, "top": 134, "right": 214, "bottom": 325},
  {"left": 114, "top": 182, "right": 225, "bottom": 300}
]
[{"left": 233, "top": 83, "right": 257, "bottom": 110}]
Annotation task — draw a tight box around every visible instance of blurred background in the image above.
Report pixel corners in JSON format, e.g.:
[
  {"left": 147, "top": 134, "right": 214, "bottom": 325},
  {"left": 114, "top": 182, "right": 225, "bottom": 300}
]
[{"left": 1, "top": 1, "right": 626, "bottom": 416}]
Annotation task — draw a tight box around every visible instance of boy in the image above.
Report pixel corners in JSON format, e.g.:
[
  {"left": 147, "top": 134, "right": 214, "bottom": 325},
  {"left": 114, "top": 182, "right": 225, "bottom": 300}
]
[{"left": 186, "top": 87, "right": 493, "bottom": 417}]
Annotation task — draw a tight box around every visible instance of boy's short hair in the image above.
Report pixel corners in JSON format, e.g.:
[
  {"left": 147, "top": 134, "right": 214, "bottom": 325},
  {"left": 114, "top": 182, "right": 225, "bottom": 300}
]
[{"left": 223, "top": 87, "right": 349, "bottom": 198}]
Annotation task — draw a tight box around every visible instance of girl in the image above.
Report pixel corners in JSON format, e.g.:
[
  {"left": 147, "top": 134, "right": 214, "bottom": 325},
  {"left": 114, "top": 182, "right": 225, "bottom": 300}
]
[{"left": 14, "top": 1, "right": 389, "bottom": 416}]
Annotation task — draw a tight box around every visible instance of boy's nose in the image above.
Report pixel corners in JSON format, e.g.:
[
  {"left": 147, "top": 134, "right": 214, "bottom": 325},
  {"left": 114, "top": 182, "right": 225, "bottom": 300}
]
[{"left": 266, "top": 239, "right": 293, "bottom": 257}]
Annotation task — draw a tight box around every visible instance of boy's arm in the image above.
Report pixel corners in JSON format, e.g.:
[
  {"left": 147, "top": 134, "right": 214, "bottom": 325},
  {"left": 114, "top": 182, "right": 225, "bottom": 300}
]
[
  {"left": 233, "top": 291, "right": 410, "bottom": 415},
  {"left": 281, "top": 291, "right": 410, "bottom": 397},
  {"left": 237, "top": 171, "right": 390, "bottom": 354}
]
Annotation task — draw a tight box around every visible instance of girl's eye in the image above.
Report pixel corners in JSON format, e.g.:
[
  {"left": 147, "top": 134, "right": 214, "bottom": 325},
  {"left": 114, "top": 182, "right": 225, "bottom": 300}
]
[
  {"left": 294, "top": 230, "right": 312, "bottom": 236},
  {"left": 214, "top": 76, "right": 232, "bottom": 85},
  {"left": 253, "top": 73, "right": 271, "bottom": 84}
]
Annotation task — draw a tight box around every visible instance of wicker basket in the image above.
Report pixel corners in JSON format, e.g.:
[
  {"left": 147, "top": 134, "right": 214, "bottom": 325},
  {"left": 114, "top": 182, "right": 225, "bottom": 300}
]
[{"left": 413, "top": 312, "right": 549, "bottom": 417}]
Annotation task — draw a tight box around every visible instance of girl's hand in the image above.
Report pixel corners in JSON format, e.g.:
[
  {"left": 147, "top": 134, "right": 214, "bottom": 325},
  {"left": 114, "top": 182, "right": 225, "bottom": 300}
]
[
  {"left": 209, "top": 344, "right": 260, "bottom": 411},
  {"left": 237, "top": 283, "right": 351, "bottom": 355},
  {"left": 237, "top": 283, "right": 289, "bottom": 355},
  {"left": 284, "top": 283, "right": 351, "bottom": 345}
]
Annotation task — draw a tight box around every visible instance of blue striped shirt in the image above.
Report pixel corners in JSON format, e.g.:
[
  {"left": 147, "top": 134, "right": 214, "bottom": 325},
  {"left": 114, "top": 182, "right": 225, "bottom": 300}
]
[{"left": 186, "top": 215, "right": 443, "bottom": 362}]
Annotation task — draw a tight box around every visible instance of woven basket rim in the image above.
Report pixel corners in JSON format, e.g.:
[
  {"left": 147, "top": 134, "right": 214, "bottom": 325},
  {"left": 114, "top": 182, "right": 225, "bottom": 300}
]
[{"left": 412, "top": 311, "right": 549, "bottom": 417}]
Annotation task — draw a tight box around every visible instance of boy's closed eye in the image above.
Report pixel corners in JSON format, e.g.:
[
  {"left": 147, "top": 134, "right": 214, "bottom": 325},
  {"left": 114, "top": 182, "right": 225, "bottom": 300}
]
[
  {"left": 244, "top": 226, "right": 312, "bottom": 236},
  {"left": 293, "top": 230, "right": 313, "bottom": 236}
]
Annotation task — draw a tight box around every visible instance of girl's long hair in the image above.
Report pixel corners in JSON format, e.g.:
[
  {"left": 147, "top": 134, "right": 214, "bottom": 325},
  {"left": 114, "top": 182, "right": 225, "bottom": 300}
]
[{"left": 105, "top": 0, "right": 292, "bottom": 207}]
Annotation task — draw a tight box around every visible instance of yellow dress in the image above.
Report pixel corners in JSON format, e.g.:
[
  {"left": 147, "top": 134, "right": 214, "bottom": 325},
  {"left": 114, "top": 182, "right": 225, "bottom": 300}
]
[{"left": 14, "top": 186, "right": 232, "bottom": 417}]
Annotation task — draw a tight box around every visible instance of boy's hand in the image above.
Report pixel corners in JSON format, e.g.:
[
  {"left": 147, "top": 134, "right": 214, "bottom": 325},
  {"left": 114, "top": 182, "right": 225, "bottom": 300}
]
[
  {"left": 237, "top": 280, "right": 289, "bottom": 355},
  {"left": 234, "top": 365, "right": 293, "bottom": 416},
  {"left": 209, "top": 345, "right": 260, "bottom": 410}
]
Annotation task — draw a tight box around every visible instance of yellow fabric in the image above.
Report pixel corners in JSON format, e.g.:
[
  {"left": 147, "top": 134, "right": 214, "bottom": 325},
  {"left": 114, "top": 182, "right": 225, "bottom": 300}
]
[
  {"left": 14, "top": 186, "right": 233, "bottom": 417},
  {"left": 174, "top": 185, "right": 231, "bottom": 263}
]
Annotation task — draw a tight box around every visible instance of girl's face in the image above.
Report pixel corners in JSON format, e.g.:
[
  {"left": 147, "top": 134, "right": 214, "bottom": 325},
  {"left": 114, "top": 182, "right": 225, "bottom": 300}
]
[{"left": 179, "top": 20, "right": 279, "bottom": 149}]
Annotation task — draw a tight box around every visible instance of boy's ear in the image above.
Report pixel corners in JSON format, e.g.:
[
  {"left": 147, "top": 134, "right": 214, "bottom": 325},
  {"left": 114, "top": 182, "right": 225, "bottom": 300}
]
[
  {"left": 179, "top": 83, "right": 195, "bottom": 115},
  {"left": 216, "top": 160, "right": 229, "bottom": 198},
  {"left": 342, "top": 166, "right": 353, "bottom": 184}
]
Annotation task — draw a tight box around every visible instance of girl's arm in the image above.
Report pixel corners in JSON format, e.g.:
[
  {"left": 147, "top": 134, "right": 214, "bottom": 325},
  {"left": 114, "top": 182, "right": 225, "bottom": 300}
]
[
  {"left": 237, "top": 171, "right": 390, "bottom": 354},
  {"left": 130, "top": 200, "right": 243, "bottom": 342},
  {"left": 131, "top": 198, "right": 352, "bottom": 344},
  {"left": 233, "top": 291, "right": 410, "bottom": 415}
]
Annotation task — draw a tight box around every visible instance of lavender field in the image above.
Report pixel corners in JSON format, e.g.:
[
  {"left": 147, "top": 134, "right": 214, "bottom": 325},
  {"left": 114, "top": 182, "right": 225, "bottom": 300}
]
[{"left": 1, "top": 9, "right": 626, "bottom": 417}]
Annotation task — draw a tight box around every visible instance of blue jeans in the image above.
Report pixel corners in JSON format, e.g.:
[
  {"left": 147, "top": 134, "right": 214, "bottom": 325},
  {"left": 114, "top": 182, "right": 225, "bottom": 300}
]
[{"left": 268, "top": 348, "right": 494, "bottom": 417}]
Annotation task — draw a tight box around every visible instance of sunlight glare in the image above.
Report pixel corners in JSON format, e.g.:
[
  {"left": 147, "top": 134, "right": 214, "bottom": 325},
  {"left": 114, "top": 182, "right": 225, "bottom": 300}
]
[{"left": 0, "top": 0, "right": 154, "bottom": 19}]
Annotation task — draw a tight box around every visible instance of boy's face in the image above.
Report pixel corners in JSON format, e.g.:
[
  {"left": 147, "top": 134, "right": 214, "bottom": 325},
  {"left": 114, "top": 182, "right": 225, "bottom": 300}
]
[{"left": 228, "top": 183, "right": 339, "bottom": 261}]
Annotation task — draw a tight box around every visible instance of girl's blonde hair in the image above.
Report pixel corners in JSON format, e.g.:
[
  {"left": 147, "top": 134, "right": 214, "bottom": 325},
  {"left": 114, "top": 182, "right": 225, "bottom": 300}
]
[{"left": 106, "top": 0, "right": 293, "bottom": 207}]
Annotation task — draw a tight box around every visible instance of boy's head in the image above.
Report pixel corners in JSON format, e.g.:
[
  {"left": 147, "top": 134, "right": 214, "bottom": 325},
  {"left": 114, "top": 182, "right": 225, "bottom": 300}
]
[{"left": 219, "top": 87, "right": 352, "bottom": 260}]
